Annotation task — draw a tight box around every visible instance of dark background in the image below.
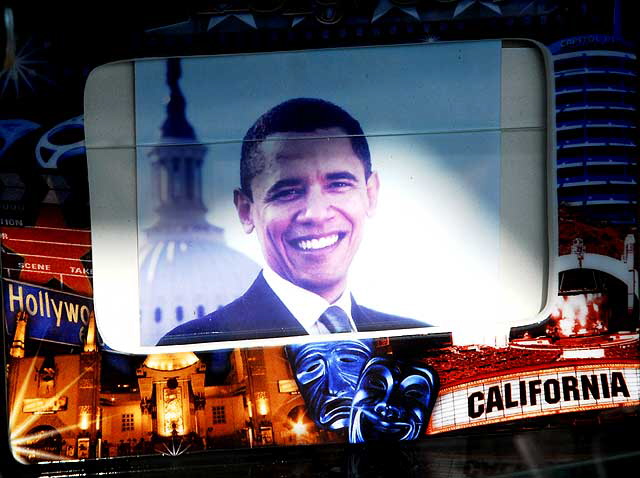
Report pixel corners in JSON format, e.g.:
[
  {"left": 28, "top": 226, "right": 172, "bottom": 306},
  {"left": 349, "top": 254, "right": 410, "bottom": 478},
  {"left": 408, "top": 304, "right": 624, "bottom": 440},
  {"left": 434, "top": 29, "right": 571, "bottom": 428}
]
[{"left": 1, "top": 1, "right": 638, "bottom": 476}]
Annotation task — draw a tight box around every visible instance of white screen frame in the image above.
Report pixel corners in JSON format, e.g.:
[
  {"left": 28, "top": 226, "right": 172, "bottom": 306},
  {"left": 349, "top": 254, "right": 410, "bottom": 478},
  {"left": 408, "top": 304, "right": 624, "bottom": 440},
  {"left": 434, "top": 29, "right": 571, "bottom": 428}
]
[{"left": 84, "top": 39, "right": 558, "bottom": 354}]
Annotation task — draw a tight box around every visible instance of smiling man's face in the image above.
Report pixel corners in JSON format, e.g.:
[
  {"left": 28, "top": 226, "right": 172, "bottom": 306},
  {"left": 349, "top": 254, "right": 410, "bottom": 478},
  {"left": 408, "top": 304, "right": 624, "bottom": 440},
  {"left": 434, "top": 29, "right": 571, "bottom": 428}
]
[{"left": 235, "top": 128, "right": 378, "bottom": 301}]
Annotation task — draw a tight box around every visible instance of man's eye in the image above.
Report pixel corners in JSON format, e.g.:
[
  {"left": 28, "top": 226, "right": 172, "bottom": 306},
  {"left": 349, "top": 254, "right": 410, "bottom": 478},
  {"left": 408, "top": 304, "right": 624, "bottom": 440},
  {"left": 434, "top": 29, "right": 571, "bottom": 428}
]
[
  {"left": 271, "top": 188, "right": 303, "bottom": 201},
  {"left": 328, "top": 181, "right": 352, "bottom": 190}
]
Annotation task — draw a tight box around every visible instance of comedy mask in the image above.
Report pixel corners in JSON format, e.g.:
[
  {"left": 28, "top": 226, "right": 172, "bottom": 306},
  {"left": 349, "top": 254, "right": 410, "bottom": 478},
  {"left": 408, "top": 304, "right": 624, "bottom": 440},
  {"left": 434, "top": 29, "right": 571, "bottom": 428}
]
[
  {"left": 349, "top": 357, "right": 438, "bottom": 443},
  {"left": 287, "top": 339, "right": 373, "bottom": 430}
]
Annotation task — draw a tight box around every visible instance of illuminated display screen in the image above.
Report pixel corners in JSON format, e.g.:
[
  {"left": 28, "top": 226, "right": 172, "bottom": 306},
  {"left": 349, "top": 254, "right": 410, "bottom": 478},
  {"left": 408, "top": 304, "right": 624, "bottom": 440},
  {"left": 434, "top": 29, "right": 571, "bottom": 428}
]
[{"left": 85, "top": 40, "right": 552, "bottom": 353}]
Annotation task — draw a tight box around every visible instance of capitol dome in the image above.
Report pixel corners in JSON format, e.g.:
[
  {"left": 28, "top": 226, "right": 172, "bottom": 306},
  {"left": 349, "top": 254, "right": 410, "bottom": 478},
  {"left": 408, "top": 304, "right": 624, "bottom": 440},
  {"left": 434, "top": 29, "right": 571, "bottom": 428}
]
[
  {"left": 139, "top": 58, "right": 259, "bottom": 345},
  {"left": 143, "top": 352, "right": 200, "bottom": 371},
  {"left": 140, "top": 234, "right": 260, "bottom": 345}
]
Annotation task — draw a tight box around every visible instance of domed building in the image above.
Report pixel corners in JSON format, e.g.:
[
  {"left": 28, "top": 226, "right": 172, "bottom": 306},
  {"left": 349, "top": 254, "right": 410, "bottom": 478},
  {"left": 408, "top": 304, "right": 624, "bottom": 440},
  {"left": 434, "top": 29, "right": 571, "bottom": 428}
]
[{"left": 139, "top": 58, "right": 259, "bottom": 345}]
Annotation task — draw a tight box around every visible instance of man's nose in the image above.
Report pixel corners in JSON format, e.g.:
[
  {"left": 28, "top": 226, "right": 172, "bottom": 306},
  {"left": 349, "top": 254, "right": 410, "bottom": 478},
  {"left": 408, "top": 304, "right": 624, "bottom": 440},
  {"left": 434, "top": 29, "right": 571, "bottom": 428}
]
[{"left": 297, "top": 187, "right": 335, "bottom": 223}]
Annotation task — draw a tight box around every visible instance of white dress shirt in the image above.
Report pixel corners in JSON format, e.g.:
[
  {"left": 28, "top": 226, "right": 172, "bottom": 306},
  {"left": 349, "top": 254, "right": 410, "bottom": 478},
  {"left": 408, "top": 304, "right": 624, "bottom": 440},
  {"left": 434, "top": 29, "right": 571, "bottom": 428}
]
[{"left": 262, "top": 266, "right": 357, "bottom": 334}]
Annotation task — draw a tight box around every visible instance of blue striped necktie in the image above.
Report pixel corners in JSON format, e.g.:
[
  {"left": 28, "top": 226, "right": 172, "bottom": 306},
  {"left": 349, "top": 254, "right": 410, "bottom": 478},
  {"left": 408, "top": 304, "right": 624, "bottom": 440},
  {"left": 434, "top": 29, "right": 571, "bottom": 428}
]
[{"left": 318, "top": 305, "right": 353, "bottom": 333}]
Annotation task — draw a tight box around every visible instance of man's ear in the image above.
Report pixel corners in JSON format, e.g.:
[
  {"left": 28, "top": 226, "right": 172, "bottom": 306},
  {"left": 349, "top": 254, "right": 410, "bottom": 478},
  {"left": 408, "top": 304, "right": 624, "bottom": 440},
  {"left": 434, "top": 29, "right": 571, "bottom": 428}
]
[
  {"left": 234, "top": 189, "right": 255, "bottom": 233},
  {"left": 365, "top": 171, "right": 380, "bottom": 217}
]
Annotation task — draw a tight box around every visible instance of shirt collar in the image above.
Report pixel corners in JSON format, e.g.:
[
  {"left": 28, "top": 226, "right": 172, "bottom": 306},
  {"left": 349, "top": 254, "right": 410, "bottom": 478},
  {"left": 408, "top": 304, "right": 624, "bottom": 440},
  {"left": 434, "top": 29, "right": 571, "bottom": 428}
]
[{"left": 262, "top": 266, "right": 354, "bottom": 334}]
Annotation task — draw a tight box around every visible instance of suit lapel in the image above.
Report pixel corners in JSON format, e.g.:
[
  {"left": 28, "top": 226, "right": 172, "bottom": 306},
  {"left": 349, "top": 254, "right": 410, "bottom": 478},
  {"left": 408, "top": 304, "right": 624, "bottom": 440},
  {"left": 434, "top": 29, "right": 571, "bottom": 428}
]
[
  {"left": 239, "top": 273, "right": 307, "bottom": 336},
  {"left": 351, "top": 296, "right": 377, "bottom": 331},
  {"left": 239, "top": 275, "right": 390, "bottom": 336}
]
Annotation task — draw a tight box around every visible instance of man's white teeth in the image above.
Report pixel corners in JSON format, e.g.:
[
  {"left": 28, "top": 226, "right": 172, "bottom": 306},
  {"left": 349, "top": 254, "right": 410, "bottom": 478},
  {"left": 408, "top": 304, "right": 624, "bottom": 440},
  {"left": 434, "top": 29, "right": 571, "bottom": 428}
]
[{"left": 297, "top": 234, "right": 339, "bottom": 250}]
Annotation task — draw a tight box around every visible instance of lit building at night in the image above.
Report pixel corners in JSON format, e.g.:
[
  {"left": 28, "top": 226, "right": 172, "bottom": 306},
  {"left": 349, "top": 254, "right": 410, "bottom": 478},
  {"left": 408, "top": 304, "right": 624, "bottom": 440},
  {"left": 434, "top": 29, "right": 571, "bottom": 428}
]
[
  {"left": 99, "top": 346, "right": 319, "bottom": 455},
  {"left": 8, "top": 320, "right": 322, "bottom": 461},
  {"left": 7, "top": 313, "right": 101, "bottom": 462}
]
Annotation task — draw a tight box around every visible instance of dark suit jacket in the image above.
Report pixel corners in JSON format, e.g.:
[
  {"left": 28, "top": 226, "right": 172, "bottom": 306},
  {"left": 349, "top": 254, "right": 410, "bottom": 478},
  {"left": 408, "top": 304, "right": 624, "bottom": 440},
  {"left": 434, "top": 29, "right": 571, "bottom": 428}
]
[{"left": 158, "top": 272, "right": 427, "bottom": 346}]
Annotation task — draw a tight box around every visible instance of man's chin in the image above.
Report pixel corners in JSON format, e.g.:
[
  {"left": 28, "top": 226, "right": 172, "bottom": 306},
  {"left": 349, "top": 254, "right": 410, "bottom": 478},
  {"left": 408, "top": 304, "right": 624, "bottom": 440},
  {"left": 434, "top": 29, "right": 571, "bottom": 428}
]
[{"left": 283, "top": 244, "right": 352, "bottom": 287}]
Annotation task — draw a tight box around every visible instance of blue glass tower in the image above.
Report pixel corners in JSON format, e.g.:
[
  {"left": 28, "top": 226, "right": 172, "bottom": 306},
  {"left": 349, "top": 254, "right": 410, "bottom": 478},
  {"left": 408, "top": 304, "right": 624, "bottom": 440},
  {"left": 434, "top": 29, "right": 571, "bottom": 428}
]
[{"left": 550, "top": 35, "right": 638, "bottom": 225}]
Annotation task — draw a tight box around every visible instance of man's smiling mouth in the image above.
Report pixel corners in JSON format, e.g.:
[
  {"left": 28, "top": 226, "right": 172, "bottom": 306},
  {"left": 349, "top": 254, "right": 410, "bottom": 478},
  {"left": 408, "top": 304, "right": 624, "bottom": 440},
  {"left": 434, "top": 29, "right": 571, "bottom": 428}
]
[{"left": 290, "top": 233, "right": 344, "bottom": 251}]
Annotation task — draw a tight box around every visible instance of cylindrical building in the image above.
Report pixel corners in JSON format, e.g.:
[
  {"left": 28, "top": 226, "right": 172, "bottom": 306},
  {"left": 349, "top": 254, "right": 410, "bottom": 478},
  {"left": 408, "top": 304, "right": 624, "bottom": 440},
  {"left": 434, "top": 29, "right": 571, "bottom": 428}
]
[{"left": 550, "top": 35, "right": 638, "bottom": 226}]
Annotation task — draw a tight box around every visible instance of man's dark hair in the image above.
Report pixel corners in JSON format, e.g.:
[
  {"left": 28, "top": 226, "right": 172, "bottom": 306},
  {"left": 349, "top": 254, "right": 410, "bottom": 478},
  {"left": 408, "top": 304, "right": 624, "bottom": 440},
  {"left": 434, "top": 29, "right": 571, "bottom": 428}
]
[{"left": 240, "top": 97, "right": 371, "bottom": 200}]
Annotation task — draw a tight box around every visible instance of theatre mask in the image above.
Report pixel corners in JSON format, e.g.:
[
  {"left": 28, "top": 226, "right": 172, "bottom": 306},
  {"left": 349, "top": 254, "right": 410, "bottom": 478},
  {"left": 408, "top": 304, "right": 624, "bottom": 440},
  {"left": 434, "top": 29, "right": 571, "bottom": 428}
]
[
  {"left": 349, "top": 357, "right": 438, "bottom": 443},
  {"left": 287, "top": 339, "right": 373, "bottom": 430}
]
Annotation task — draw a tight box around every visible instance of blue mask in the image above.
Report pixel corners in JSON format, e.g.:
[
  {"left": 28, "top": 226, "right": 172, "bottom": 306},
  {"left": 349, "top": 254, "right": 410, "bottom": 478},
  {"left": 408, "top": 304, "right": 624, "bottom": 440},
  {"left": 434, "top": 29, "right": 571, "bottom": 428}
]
[
  {"left": 287, "top": 339, "right": 373, "bottom": 430},
  {"left": 349, "top": 357, "right": 438, "bottom": 443}
]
